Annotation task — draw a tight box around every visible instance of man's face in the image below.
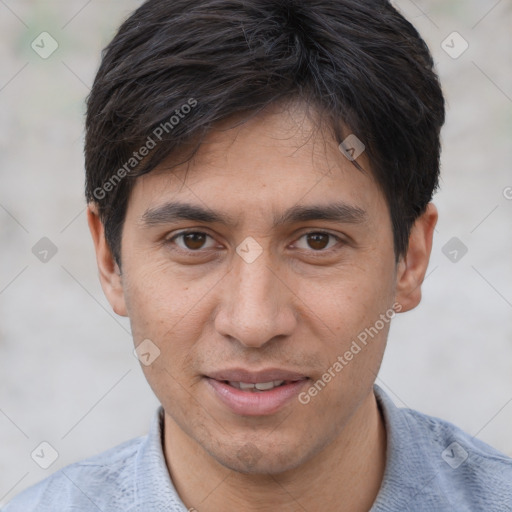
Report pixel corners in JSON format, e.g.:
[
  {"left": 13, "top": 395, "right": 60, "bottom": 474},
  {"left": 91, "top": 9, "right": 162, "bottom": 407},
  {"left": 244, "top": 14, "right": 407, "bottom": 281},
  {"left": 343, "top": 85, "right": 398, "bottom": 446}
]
[{"left": 113, "top": 104, "right": 401, "bottom": 473}]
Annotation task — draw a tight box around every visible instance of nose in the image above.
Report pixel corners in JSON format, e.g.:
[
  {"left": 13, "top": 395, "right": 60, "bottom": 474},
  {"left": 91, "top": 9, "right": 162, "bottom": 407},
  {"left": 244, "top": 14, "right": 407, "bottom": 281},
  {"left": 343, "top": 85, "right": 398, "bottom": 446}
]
[{"left": 214, "top": 247, "right": 297, "bottom": 349}]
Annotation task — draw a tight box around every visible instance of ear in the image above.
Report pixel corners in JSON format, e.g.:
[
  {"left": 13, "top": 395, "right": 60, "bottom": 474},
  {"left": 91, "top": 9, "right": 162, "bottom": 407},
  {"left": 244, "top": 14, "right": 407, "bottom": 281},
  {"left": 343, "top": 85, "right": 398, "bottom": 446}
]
[
  {"left": 87, "top": 203, "right": 128, "bottom": 317},
  {"left": 395, "top": 203, "right": 438, "bottom": 313}
]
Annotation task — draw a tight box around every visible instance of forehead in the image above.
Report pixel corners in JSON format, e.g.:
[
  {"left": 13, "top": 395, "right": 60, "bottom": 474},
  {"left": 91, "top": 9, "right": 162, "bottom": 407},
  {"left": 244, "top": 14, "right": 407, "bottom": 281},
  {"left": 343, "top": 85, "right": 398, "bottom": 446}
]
[{"left": 127, "top": 102, "right": 386, "bottom": 224}]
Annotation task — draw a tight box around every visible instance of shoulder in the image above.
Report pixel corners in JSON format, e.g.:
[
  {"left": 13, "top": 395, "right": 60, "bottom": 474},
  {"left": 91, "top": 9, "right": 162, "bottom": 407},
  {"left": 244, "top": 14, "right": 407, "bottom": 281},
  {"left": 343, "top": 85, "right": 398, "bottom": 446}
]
[
  {"left": 373, "top": 385, "right": 512, "bottom": 511},
  {"left": 406, "top": 407, "right": 512, "bottom": 510},
  {"left": 3, "top": 436, "right": 145, "bottom": 512},
  {"left": 405, "top": 405, "right": 512, "bottom": 483}
]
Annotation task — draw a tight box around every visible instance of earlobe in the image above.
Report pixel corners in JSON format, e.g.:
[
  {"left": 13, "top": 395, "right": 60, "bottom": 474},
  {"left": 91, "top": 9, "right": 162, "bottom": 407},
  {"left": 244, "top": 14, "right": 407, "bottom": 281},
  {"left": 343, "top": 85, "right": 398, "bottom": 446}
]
[
  {"left": 86, "top": 204, "right": 128, "bottom": 317},
  {"left": 395, "top": 203, "right": 438, "bottom": 313}
]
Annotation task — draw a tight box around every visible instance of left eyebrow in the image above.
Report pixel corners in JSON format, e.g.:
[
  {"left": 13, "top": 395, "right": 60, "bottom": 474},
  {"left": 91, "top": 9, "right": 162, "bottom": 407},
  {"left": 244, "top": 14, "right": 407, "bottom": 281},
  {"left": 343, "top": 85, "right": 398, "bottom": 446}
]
[
  {"left": 273, "top": 202, "right": 367, "bottom": 227},
  {"left": 140, "top": 200, "right": 367, "bottom": 228}
]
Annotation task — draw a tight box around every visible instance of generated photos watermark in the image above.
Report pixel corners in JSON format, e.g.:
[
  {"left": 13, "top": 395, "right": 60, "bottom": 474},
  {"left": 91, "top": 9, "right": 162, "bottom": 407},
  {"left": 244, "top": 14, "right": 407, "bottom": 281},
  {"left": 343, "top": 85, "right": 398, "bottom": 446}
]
[
  {"left": 298, "top": 302, "right": 402, "bottom": 405},
  {"left": 93, "top": 98, "right": 198, "bottom": 201}
]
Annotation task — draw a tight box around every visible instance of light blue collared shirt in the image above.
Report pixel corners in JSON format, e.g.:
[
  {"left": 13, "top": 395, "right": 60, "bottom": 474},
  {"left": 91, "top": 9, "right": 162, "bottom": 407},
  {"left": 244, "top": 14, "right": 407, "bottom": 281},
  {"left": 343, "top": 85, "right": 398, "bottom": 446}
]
[{"left": 4, "top": 385, "right": 512, "bottom": 511}]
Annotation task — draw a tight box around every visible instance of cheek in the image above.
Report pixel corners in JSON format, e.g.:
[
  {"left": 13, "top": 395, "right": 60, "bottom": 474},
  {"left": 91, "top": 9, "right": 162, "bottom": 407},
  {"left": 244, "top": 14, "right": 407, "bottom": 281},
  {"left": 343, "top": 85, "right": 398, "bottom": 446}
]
[
  {"left": 296, "top": 261, "right": 395, "bottom": 335},
  {"left": 122, "top": 264, "right": 223, "bottom": 395},
  {"left": 123, "top": 260, "right": 204, "bottom": 336},
  {"left": 300, "top": 317, "right": 391, "bottom": 425},
  {"left": 292, "top": 258, "right": 396, "bottom": 390}
]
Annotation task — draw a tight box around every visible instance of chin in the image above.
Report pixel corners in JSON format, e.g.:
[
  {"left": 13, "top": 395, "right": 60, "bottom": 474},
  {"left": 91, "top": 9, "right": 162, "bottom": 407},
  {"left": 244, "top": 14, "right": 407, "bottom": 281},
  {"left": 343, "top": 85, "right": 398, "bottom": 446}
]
[{"left": 213, "top": 443, "right": 311, "bottom": 476}]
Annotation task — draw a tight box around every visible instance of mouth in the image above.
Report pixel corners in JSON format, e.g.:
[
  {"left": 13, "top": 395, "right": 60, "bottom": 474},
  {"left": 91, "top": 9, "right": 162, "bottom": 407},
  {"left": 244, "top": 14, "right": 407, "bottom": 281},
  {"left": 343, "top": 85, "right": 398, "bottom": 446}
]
[{"left": 204, "top": 369, "right": 310, "bottom": 416}]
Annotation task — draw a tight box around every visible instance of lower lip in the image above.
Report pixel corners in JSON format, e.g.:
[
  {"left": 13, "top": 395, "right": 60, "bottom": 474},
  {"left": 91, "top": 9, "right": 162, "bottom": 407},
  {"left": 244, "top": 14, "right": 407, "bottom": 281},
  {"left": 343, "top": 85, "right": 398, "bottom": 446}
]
[{"left": 205, "top": 378, "right": 309, "bottom": 416}]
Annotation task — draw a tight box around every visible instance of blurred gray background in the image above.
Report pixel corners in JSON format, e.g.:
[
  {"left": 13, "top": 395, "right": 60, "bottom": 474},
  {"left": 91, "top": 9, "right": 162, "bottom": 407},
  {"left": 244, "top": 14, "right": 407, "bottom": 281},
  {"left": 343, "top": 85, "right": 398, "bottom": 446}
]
[{"left": 1, "top": 0, "right": 511, "bottom": 503}]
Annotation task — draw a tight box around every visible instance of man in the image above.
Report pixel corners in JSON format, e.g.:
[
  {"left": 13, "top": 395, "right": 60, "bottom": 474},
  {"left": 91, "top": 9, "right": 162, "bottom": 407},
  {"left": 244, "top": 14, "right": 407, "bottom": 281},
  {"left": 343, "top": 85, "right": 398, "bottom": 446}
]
[{"left": 5, "top": 0, "right": 511, "bottom": 510}]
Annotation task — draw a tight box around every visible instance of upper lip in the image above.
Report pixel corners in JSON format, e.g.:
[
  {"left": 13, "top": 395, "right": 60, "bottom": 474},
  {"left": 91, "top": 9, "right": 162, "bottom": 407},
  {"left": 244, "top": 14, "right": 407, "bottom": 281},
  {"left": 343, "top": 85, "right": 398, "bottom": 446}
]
[{"left": 206, "top": 368, "right": 309, "bottom": 383}]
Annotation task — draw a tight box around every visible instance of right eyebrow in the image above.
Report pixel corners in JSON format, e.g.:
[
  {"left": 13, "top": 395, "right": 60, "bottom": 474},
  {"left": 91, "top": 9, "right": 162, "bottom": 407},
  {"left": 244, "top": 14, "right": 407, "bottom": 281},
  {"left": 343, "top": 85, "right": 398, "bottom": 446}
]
[{"left": 141, "top": 201, "right": 239, "bottom": 227}]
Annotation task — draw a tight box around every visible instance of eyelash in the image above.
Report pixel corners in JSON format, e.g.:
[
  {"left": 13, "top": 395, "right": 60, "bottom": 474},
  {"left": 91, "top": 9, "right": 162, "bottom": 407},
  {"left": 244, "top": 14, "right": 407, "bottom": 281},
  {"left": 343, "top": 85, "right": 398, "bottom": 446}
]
[{"left": 166, "top": 230, "right": 344, "bottom": 257}]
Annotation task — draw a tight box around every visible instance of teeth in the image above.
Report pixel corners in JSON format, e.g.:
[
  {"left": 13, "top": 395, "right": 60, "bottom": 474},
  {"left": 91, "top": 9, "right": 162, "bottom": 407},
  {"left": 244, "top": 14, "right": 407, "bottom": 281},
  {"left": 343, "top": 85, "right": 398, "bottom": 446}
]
[
  {"left": 228, "top": 380, "right": 285, "bottom": 391},
  {"left": 255, "top": 381, "right": 277, "bottom": 390},
  {"left": 255, "top": 380, "right": 286, "bottom": 390}
]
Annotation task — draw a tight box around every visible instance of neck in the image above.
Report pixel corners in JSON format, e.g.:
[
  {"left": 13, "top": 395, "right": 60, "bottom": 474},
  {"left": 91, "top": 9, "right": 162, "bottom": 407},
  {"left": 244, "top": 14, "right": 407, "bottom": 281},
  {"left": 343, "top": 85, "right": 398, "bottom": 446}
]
[{"left": 163, "top": 390, "right": 386, "bottom": 512}]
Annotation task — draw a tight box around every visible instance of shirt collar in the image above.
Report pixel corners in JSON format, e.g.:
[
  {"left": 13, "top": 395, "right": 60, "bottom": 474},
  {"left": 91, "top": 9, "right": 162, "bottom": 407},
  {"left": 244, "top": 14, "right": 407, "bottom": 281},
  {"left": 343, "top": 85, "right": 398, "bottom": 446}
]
[
  {"left": 371, "top": 383, "right": 439, "bottom": 510},
  {"left": 131, "top": 407, "right": 186, "bottom": 511}
]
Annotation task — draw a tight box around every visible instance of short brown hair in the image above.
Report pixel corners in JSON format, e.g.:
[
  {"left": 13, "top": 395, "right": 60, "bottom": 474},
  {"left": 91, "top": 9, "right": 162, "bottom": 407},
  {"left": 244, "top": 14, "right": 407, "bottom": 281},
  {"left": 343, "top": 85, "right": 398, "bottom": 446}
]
[{"left": 85, "top": 0, "right": 445, "bottom": 265}]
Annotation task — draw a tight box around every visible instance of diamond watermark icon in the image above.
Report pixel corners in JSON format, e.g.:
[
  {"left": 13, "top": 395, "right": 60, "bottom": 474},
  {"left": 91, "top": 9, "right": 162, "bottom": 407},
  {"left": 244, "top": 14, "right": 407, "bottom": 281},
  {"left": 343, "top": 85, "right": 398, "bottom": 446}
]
[
  {"left": 442, "top": 441, "right": 468, "bottom": 469},
  {"left": 339, "top": 134, "right": 365, "bottom": 161},
  {"left": 134, "top": 339, "right": 161, "bottom": 366},
  {"left": 236, "top": 236, "right": 263, "bottom": 264},
  {"left": 441, "top": 32, "right": 469, "bottom": 59},
  {"left": 442, "top": 237, "right": 468, "bottom": 263},
  {"left": 32, "top": 237, "right": 58, "bottom": 263},
  {"left": 237, "top": 442, "right": 263, "bottom": 468},
  {"left": 31, "top": 441, "right": 59, "bottom": 469},
  {"left": 31, "top": 32, "right": 59, "bottom": 59}
]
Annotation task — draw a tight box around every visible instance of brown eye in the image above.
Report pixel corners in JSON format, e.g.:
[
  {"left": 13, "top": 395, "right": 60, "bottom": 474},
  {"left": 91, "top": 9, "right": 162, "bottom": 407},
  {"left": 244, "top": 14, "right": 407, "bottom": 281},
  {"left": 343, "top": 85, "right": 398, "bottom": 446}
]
[
  {"left": 294, "top": 231, "right": 341, "bottom": 252},
  {"left": 306, "top": 233, "right": 330, "bottom": 250},
  {"left": 182, "top": 232, "right": 207, "bottom": 250},
  {"left": 170, "top": 231, "right": 216, "bottom": 251}
]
